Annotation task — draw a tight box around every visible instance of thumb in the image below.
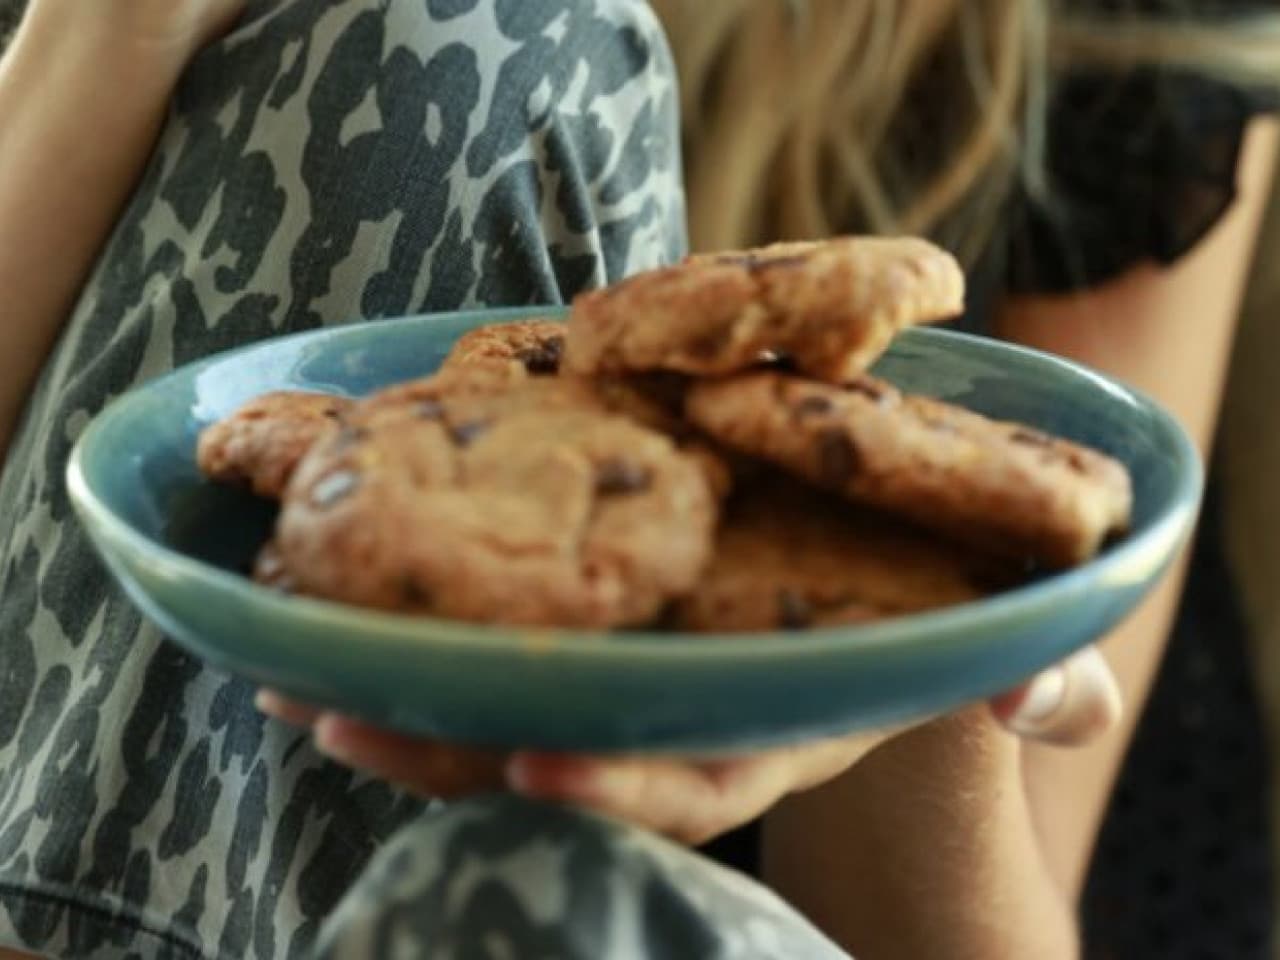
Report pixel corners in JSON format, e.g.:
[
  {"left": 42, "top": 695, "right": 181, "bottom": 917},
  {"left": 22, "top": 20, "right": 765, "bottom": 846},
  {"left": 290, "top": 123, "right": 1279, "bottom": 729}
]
[{"left": 989, "top": 646, "right": 1122, "bottom": 747}]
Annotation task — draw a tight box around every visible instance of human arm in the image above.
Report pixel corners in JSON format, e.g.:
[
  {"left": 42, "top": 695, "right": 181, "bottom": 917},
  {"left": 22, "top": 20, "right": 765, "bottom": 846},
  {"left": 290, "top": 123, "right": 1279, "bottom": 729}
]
[
  {"left": 1003, "top": 116, "right": 1279, "bottom": 898},
  {"left": 759, "top": 116, "right": 1279, "bottom": 959},
  {"left": 0, "top": 0, "right": 243, "bottom": 457}
]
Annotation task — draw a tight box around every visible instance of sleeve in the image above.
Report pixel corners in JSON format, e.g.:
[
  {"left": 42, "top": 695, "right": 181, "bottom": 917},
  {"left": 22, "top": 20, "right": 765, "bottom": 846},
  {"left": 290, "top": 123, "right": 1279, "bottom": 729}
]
[{"left": 1003, "top": 1, "right": 1279, "bottom": 295}]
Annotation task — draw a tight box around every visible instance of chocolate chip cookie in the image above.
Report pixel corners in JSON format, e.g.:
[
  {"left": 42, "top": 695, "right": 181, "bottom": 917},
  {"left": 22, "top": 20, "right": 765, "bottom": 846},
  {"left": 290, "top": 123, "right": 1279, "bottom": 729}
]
[
  {"left": 586, "top": 375, "right": 735, "bottom": 498},
  {"left": 197, "top": 391, "right": 352, "bottom": 499},
  {"left": 440, "top": 319, "right": 566, "bottom": 377},
  {"left": 362, "top": 366, "right": 734, "bottom": 499},
  {"left": 672, "top": 484, "right": 993, "bottom": 632},
  {"left": 277, "top": 376, "right": 719, "bottom": 628},
  {"left": 686, "top": 373, "right": 1132, "bottom": 568},
  {"left": 565, "top": 236, "right": 964, "bottom": 383}
]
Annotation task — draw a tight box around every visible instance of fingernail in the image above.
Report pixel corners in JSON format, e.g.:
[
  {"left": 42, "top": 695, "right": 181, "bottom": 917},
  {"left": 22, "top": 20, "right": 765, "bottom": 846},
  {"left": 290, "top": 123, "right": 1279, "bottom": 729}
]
[
  {"left": 1003, "top": 648, "right": 1122, "bottom": 747},
  {"left": 1007, "top": 668, "right": 1067, "bottom": 732}
]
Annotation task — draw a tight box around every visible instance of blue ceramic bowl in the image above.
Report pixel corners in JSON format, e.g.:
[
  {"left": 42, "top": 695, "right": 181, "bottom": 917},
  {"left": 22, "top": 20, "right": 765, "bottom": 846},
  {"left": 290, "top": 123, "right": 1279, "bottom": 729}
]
[{"left": 67, "top": 307, "right": 1201, "bottom": 753}]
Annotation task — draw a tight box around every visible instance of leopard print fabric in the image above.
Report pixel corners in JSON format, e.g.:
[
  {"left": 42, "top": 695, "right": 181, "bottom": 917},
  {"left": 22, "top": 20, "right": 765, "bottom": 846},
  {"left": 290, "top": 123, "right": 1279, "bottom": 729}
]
[{"left": 0, "top": 2, "right": 845, "bottom": 956}]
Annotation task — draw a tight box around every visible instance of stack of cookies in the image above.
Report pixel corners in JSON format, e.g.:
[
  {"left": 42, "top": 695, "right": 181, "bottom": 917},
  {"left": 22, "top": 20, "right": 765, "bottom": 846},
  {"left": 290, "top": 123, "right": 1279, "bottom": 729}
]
[{"left": 197, "top": 236, "right": 1133, "bottom": 631}]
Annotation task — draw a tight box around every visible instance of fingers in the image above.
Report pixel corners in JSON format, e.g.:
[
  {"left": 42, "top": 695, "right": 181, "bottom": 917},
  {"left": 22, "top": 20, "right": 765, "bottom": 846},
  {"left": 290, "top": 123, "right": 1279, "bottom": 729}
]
[
  {"left": 507, "top": 734, "right": 883, "bottom": 845},
  {"left": 255, "top": 690, "right": 506, "bottom": 798},
  {"left": 254, "top": 689, "right": 321, "bottom": 728},
  {"left": 257, "top": 686, "right": 903, "bottom": 843},
  {"left": 505, "top": 752, "right": 790, "bottom": 845},
  {"left": 259, "top": 674, "right": 1085, "bottom": 846},
  {"left": 990, "top": 645, "right": 1122, "bottom": 747},
  {"left": 313, "top": 715, "right": 507, "bottom": 797}
]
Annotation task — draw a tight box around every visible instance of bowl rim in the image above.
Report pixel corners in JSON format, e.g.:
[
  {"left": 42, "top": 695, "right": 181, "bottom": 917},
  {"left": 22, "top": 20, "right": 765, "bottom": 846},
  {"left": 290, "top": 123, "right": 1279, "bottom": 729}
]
[{"left": 65, "top": 308, "right": 1204, "bottom": 664}]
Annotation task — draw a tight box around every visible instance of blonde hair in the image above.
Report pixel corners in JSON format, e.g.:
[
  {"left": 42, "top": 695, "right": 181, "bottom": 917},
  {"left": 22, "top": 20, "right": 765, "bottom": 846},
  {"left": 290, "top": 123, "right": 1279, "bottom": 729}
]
[{"left": 650, "top": 0, "right": 1280, "bottom": 260}]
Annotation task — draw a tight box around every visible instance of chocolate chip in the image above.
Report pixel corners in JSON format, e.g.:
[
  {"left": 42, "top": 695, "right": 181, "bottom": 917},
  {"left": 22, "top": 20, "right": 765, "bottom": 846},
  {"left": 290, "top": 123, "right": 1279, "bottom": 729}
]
[
  {"left": 1065, "top": 450, "right": 1092, "bottom": 475},
  {"left": 516, "top": 336, "right": 563, "bottom": 375},
  {"left": 311, "top": 469, "right": 359, "bottom": 507},
  {"left": 1010, "top": 428, "right": 1053, "bottom": 448},
  {"left": 920, "top": 413, "right": 955, "bottom": 435},
  {"left": 688, "top": 329, "right": 729, "bottom": 360},
  {"left": 417, "top": 400, "right": 446, "bottom": 420},
  {"left": 332, "top": 425, "right": 368, "bottom": 451},
  {"left": 778, "top": 589, "right": 814, "bottom": 629},
  {"left": 322, "top": 406, "right": 343, "bottom": 420},
  {"left": 717, "top": 253, "right": 807, "bottom": 272},
  {"left": 595, "top": 460, "right": 652, "bottom": 495},
  {"left": 763, "top": 254, "right": 808, "bottom": 270},
  {"left": 448, "top": 419, "right": 490, "bottom": 446},
  {"left": 401, "top": 574, "right": 431, "bottom": 607},
  {"left": 846, "top": 379, "right": 888, "bottom": 403},
  {"left": 794, "top": 395, "right": 833, "bottom": 417},
  {"left": 817, "top": 429, "right": 860, "bottom": 487},
  {"left": 716, "top": 253, "right": 759, "bottom": 270},
  {"left": 1101, "top": 527, "right": 1128, "bottom": 550}
]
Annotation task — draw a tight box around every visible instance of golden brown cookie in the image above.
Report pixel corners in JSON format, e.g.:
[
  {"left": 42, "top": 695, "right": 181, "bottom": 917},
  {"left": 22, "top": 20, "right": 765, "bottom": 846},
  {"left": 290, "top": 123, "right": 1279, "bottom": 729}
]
[
  {"left": 585, "top": 375, "right": 735, "bottom": 498},
  {"left": 197, "top": 392, "right": 352, "bottom": 499},
  {"left": 357, "top": 367, "right": 735, "bottom": 499},
  {"left": 565, "top": 236, "right": 964, "bottom": 383},
  {"left": 686, "top": 373, "right": 1133, "bottom": 568},
  {"left": 439, "top": 320, "right": 566, "bottom": 377},
  {"left": 353, "top": 362, "right": 549, "bottom": 426},
  {"left": 672, "top": 485, "right": 994, "bottom": 632},
  {"left": 276, "top": 374, "right": 719, "bottom": 628},
  {"left": 434, "top": 320, "right": 682, "bottom": 429}
]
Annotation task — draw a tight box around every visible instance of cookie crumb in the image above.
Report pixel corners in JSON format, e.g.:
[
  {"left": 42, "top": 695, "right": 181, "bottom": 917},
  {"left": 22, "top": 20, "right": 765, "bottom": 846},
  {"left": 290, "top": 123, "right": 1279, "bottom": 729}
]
[
  {"left": 449, "top": 420, "right": 490, "bottom": 446},
  {"left": 817, "top": 429, "right": 861, "bottom": 486},
  {"left": 595, "top": 460, "right": 652, "bottom": 495},
  {"left": 778, "top": 589, "right": 814, "bottom": 629}
]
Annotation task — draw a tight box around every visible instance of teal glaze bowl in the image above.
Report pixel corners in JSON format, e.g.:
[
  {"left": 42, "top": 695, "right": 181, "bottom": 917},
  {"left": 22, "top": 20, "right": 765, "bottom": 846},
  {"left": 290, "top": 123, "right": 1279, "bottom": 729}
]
[{"left": 67, "top": 307, "right": 1202, "bottom": 753}]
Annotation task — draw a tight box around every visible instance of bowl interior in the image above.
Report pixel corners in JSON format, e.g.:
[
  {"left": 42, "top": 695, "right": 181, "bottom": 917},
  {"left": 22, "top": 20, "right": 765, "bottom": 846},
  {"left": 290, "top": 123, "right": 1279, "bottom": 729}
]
[
  {"left": 89, "top": 308, "right": 1188, "bottom": 594},
  {"left": 64, "top": 307, "right": 1202, "bottom": 750}
]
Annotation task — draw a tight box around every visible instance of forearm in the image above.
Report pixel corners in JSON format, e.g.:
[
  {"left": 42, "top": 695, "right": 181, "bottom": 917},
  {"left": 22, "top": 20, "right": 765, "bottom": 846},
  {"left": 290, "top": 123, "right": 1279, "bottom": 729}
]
[
  {"left": 0, "top": 8, "right": 185, "bottom": 454},
  {"left": 763, "top": 711, "right": 1079, "bottom": 960}
]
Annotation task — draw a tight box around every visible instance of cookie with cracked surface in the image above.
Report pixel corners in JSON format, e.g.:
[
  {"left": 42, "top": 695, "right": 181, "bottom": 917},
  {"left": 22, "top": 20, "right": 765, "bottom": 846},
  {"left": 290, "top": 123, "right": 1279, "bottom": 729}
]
[
  {"left": 565, "top": 236, "right": 964, "bottom": 383},
  {"left": 355, "top": 367, "right": 735, "bottom": 499},
  {"left": 685, "top": 373, "right": 1132, "bottom": 568},
  {"left": 277, "top": 378, "right": 719, "bottom": 628},
  {"left": 587, "top": 374, "right": 735, "bottom": 499},
  {"left": 436, "top": 320, "right": 691, "bottom": 433},
  {"left": 672, "top": 485, "right": 994, "bottom": 632},
  {"left": 197, "top": 391, "right": 353, "bottom": 499},
  {"left": 439, "top": 319, "right": 566, "bottom": 377},
  {"left": 438, "top": 334, "right": 691, "bottom": 434},
  {"left": 351, "top": 363, "right": 559, "bottom": 428}
]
